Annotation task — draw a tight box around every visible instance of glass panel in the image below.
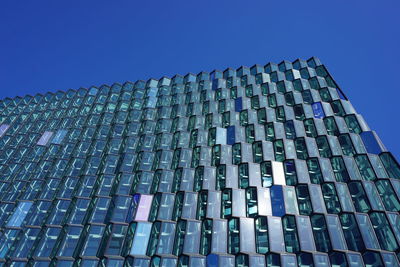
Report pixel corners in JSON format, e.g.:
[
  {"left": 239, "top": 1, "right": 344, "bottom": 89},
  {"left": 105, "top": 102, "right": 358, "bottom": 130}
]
[
  {"left": 296, "top": 216, "right": 316, "bottom": 251},
  {"left": 304, "top": 119, "right": 317, "bottom": 138},
  {"left": 80, "top": 225, "right": 105, "bottom": 256},
  {"left": 381, "top": 252, "right": 399, "bottom": 267},
  {"left": 363, "top": 181, "right": 385, "bottom": 211},
  {"left": 338, "top": 134, "right": 355, "bottom": 156},
  {"left": 307, "top": 158, "right": 324, "bottom": 184},
  {"left": 33, "top": 227, "right": 62, "bottom": 257},
  {"left": 329, "top": 252, "right": 348, "bottom": 267},
  {"left": 324, "top": 117, "right": 339, "bottom": 136},
  {"left": 325, "top": 215, "right": 347, "bottom": 250},
  {"left": 211, "top": 219, "right": 227, "bottom": 254},
  {"left": 347, "top": 253, "right": 364, "bottom": 267},
  {"left": 360, "top": 131, "right": 383, "bottom": 154},
  {"left": 335, "top": 183, "right": 354, "bottom": 212},
  {"left": 183, "top": 221, "right": 201, "bottom": 254},
  {"left": 344, "top": 115, "right": 361, "bottom": 134},
  {"left": 321, "top": 183, "right": 341, "bottom": 214},
  {"left": 6, "top": 201, "right": 32, "bottom": 227},
  {"left": 348, "top": 182, "right": 371, "bottom": 213},
  {"left": 240, "top": 218, "right": 256, "bottom": 253},
  {"left": 0, "top": 124, "right": 10, "bottom": 137},
  {"left": 268, "top": 216, "right": 285, "bottom": 252},
  {"left": 10, "top": 228, "right": 40, "bottom": 258},
  {"left": 310, "top": 214, "right": 331, "bottom": 252},
  {"left": 354, "top": 155, "right": 376, "bottom": 181},
  {"left": 369, "top": 212, "right": 398, "bottom": 251},
  {"left": 309, "top": 184, "right": 326, "bottom": 213},
  {"left": 51, "top": 129, "right": 68, "bottom": 144},
  {"left": 135, "top": 195, "right": 153, "bottom": 221},
  {"left": 57, "top": 226, "right": 83, "bottom": 257},
  {"left": 380, "top": 152, "right": 400, "bottom": 179},
  {"left": 339, "top": 213, "right": 365, "bottom": 252},
  {"left": 312, "top": 102, "right": 325, "bottom": 119},
  {"left": 37, "top": 131, "right": 54, "bottom": 145},
  {"left": 270, "top": 185, "right": 285, "bottom": 217},
  {"left": 228, "top": 218, "right": 239, "bottom": 254},
  {"left": 131, "top": 223, "right": 152, "bottom": 255},
  {"left": 255, "top": 217, "right": 269, "bottom": 254},
  {"left": 375, "top": 179, "right": 400, "bottom": 211},
  {"left": 157, "top": 222, "right": 176, "bottom": 254},
  {"left": 316, "top": 136, "right": 331, "bottom": 158},
  {"left": 284, "top": 160, "right": 297, "bottom": 185},
  {"left": 362, "top": 251, "right": 384, "bottom": 267},
  {"left": 330, "top": 157, "right": 350, "bottom": 183}
]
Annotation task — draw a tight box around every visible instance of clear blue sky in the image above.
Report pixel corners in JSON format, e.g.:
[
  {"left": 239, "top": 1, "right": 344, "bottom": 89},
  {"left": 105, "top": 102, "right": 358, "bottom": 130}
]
[{"left": 1, "top": 0, "right": 399, "bottom": 159}]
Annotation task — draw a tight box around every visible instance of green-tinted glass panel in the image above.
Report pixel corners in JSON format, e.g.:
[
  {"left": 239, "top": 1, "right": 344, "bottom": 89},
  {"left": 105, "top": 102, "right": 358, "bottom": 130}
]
[
  {"left": 324, "top": 117, "right": 339, "bottom": 136},
  {"left": 310, "top": 215, "right": 332, "bottom": 252},
  {"left": 321, "top": 183, "right": 341, "bottom": 214},
  {"left": 375, "top": 179, "right": 400, "bottom": 211},
  {"left": 316, "top": 136, "right": 332, "bottom": 158},
  {"left": 338, "top": 134, "right": 356, "bottom": 156},
  {"left": 354, "top": 155, "right": 376, "bottom": 181},
  {"left": 304, "top": 119, "right": 317, "bottom": 138},
  {"left": 380, "top": 152, "right": 400, "bottom": 179},
  {"left": 330, "top": 157, "right": 350, "bottom": 183},
  {"left": 344, "top": 115, "right": 362, "bottom": 134},
  {"left": 339, "top": 213, "right": 365, "bottom": 252},
  {"left": 282, "top": 216, "right": 300, "bottom": 253},
  {"left": 296, "top": 185, "right": 312, "bottom": 216},
  {"left": 255, "top": 217, "right": 269, "bottom": 253},
  {"left": 348, "top": 182, "right": 371, "bottom": 213},
  {"left": 274, "top": 140, "right": 285, "bottom": 162},
  {"left": 369, "top": 212, "right": 398, "bottom": 251},
  {"left": 265, "top": 123, "right": 275, "bottom": 141}
]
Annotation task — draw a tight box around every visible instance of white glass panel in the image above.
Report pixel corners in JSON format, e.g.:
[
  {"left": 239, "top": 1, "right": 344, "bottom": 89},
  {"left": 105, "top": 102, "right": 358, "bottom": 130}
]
[
  {"left": 240, "top": 218, "right": 256, "bottom": 253},
  {"left": 272, "top": 161, "right": 285, "bottom": 185},
  {"left": 37, "top": 131, "right": 54, "bottom": 146}
]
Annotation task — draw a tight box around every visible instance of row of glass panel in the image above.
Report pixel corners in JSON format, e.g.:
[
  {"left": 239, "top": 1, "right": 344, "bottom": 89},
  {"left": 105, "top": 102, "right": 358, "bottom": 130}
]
[
  {"left": 0, "top": 125, "right": 394, "bottom": 177},
  {"left": 0, "top": 92, "right": 358, "bottom": 142},
  {"left": 2, "top": 250, "right": 398, "bottom": 267},
  {"left": 0, "top": 60, "right": 343, "bottom": 128},
  {"left": 0, "top": 112, "right": 370, "bottom": 152},
  {"left": 1, "top": 149, "right": 399, "bottom": 200},
  {"left": 0, "top": 57, "right": 330, "bottom": 110},
  {"left": 0, "top": 93, "right": 349, "bottom": 145},
  {"left": 1, "top": 213, "right": 399, "bottom": 262},
  {"left": 0, "top": 77, "right": 346, "bottom": 113},
  {"left": 1, "top": 178, "right": 399, "bottom": 229}
]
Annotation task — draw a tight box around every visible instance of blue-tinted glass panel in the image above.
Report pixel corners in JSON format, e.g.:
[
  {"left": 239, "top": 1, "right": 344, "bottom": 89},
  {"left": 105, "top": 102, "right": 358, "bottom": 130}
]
[
  {"left": 270, "top": 185, "right": 285, "bottom": 217},
  {"left": 227, "top": 126, "right": 235, "bottom": 145},
  {"left": 312, "top": 102, "right": 325, "bottom": 119},
  {"left": 51, "top": 129, "right": 68, "bottom": 144},
  {"left": 235, "top": 97, "right": 243, "bottom": 112},
  {"left": 360, "top": 131, "right": 383, "bottom": 154},
  {"left": 6, "top": 201, "right": 33, "bottom": 227},
  {"left": 131, "top": 223, "right": 152, "bottom": 255}
]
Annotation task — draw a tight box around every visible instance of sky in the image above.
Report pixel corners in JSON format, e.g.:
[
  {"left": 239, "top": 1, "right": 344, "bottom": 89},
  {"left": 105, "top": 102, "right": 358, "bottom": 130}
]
[{"left": 0, "top": 0, "right": 399, "bottom": 159}]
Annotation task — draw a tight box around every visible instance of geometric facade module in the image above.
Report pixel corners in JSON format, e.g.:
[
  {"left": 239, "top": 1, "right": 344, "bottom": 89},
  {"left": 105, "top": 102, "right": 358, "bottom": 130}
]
[{"left": 0, "top": 57, "right": 400, "bottom": 266}]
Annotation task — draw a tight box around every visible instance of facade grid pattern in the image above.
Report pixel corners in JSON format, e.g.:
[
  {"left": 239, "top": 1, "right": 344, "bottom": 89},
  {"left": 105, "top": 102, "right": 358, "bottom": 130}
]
[{"left": 0, "top": 57, "right": 399, "bottom": 267}]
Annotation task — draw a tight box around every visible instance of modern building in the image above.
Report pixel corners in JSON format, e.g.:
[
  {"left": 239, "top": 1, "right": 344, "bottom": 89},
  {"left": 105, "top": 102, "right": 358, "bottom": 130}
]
[{"left": 0, "top": 57, "right": 399, "bottom": 267}]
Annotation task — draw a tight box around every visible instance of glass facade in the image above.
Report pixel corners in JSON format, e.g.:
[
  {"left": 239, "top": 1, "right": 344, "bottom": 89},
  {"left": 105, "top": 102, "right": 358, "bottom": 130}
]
[{"left": 0, "top": 57, "right": 399, "bottom": 266}]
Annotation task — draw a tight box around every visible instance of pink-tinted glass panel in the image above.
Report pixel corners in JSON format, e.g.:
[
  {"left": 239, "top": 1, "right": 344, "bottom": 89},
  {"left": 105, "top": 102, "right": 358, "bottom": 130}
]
[
  {"left": 134, "top": 195, "right": 153, "bottom": 221},
  {"left": 37, "top": 131, "right": 54, "bottom": 146},
  {"left": 0, "top": 124, "right": 10, "bottom": 137}
]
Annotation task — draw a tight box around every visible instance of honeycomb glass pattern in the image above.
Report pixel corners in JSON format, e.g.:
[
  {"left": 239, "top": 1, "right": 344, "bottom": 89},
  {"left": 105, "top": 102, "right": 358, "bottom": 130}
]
[{"left": 0, "top": 57, "right": 400, "bottom": 267}]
